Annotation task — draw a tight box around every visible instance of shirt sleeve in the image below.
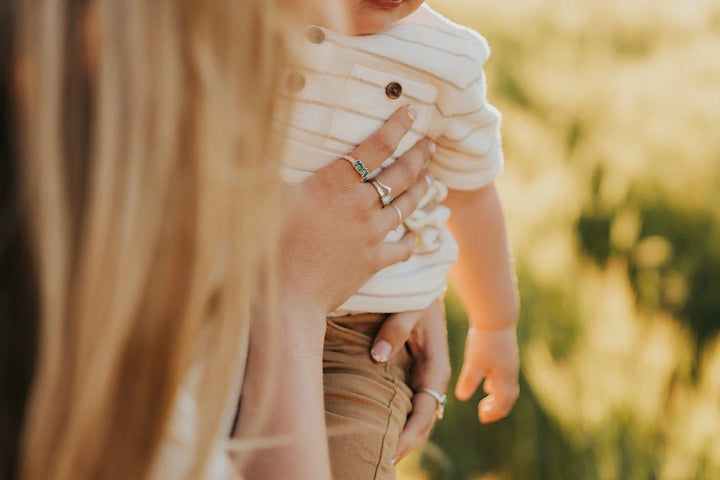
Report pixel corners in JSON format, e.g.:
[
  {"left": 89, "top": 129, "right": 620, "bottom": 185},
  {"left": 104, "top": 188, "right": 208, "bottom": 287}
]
[{"left": 430, "top": 38, "right": 504, "bottom": 191}]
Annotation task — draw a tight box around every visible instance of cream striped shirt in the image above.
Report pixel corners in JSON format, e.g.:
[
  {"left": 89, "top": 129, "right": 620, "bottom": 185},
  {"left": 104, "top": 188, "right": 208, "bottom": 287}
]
[{"left": 277, "top": 4, "right": 504, "bottom": 314}]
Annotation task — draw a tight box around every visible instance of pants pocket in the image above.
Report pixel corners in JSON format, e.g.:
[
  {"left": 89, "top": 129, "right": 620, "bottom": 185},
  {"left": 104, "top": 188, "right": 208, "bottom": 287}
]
[{"left": 323, "top": 315, "right": 414, "bottom": 480}]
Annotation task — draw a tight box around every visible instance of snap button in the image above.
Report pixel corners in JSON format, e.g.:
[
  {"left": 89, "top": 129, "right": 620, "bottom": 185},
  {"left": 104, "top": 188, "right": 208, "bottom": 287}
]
[
  {"left": 385, "top": 81, "right": 402, "bottom": 99},
  {"left": 307, "top": 27, "right": 325, "bottom": 44},
  {"left": 286, "top": 72, "right": 306, "bottom": 93}
]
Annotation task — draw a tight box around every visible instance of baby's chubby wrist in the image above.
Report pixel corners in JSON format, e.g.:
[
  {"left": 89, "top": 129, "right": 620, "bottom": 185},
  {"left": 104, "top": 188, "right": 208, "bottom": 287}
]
[
  {"left": 464, "top": 326, "right": 519, "bottom": 363},
  {"left": 467, "top": 313, "right": 518, "bottom": 333},
  {"left": 467, "top": 323, "right": 517, "bottom": 333},
  {"left": 465, "top": 325, "right": 517, "bottom": 343}
]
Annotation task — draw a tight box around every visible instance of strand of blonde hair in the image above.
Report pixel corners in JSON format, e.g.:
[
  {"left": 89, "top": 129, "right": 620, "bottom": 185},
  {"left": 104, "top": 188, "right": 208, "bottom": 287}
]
[{"left": 18, "top": 0, "right": 298, "bottom": 479}]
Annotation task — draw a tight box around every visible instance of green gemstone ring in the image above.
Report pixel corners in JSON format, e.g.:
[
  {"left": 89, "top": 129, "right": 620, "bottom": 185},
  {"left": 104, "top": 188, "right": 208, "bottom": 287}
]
[{"left": 341, "top": 154, "right": 370, "bottom": 181}]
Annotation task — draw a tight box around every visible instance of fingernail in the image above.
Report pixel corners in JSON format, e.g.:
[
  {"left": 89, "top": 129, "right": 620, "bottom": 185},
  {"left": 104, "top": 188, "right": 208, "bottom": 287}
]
[
  {"left": 428, "top": 140, "right": 436, "bottom": 153},
  {"left": 407, "top": 105, "right": 417, "bottom": 122},
  {"left": 424, "top": 174, "right": 433, "bottom": 186},
  {"left": 371, "top": 340, "right": 392, "bottom": 363},
  {"left": 391, "top": 458, "right": 398, "bottom": 465}
]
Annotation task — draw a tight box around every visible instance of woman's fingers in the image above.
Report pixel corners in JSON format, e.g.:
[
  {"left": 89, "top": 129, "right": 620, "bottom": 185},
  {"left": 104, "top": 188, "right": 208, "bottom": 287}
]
[
  {"left": 317, "top": 105, "right": 421, "bottom": 194},
  {"left": 281, "top": 107, "right": 434, "bottom": 313},
  {"left": 371, "top": 232, "right": 416, "bottom": 273},
  {"left": 389, "top": 299, "right": 450, "bottom": 463},
  {"left": 370, "top": 309, "right": 423, "bottom": 363},
  {"left": 369, "top": 138, "right": 435, "bottom": 200},
  {"left": 394, "top": 394, "right": 437, "bottom": 464},
  {"left": 377, "top": 176, "right": 430, "bottom": 232},
  {"left": 348, "top": 106, "right": 417, "bottom": 174}
]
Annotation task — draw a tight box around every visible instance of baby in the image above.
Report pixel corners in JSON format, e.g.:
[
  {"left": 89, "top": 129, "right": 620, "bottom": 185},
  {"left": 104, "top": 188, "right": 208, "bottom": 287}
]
[{"left": 277, "top": 1, "right": 519, "bottom": 478}]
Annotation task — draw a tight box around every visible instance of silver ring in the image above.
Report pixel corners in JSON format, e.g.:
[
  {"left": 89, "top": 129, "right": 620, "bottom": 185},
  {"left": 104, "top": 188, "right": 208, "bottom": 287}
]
[
  {"left": 391, "top": 204, "right": 403, "bottom": 229},
  {"left": 369, "top": 180, "right": 394, "bottom": 207},
  {"left": 416, "top": 387, "right": 447, "bottom": 420},
  {"left": 341, "top": 154, "right": 370, "bottom": 181},
  {"left": 369, "top": 180, "right": 387, "bottom": 200},
  {"left": 374, "top": 179, "right": 392, "bottom": 195}
]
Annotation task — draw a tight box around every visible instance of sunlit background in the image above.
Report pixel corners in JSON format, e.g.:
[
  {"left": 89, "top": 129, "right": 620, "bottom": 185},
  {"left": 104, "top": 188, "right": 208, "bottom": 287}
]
[{"left": 398, "top": 1, "right": 720, "bottom": 478}]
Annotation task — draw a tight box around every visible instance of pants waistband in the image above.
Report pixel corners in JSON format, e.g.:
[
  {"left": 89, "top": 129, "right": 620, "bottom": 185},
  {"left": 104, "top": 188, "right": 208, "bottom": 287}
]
[{"left": 327, "top": 313, "right": 388, "bottom": 339}]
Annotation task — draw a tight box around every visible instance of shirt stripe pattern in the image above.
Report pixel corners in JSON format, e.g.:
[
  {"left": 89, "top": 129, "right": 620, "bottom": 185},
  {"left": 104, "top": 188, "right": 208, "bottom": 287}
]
[{"left": 276, "top": 5, "right": 504, "bottom": 314}]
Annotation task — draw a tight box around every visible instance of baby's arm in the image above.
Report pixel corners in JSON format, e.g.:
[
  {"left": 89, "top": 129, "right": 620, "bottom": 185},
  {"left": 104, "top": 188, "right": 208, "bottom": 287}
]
[{"left": 444, "top": 182, "right": 519, "bottom": 424}]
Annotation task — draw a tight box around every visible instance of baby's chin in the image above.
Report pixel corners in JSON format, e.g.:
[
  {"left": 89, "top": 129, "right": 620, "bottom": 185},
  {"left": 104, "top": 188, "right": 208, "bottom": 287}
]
[
  {"left": 348, "top": 17, "right": 396, "bottom": 35},
  {"left": 311, "top": 0, "right": 423, "bottom": 35},
  {"left": 348, "top": 4, "right": 421, "bottom": 35},
  {"left": 317, "top": 15, "right": 392, "bottom": 36}
]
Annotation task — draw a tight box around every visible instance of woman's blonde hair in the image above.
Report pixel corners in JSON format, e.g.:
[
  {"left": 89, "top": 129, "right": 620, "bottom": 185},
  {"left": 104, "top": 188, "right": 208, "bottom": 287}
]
[{"left": 16, "top": 0, "right": 302, "bottom": 479}]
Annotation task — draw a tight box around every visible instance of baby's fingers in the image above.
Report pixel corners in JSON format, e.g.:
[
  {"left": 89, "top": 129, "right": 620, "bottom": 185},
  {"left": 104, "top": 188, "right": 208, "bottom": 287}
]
[
  {"left": 478, "top": 377, "right": 519, "bottom": 424},
  {"left": 454, "top": 362, "right": 485, "bottom": 401}
]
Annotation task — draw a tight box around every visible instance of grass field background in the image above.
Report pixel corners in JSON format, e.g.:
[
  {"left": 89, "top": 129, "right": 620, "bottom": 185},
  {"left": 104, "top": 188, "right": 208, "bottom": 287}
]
[{"left": 397, "top": 1, "right": 720, "bottom": 478}]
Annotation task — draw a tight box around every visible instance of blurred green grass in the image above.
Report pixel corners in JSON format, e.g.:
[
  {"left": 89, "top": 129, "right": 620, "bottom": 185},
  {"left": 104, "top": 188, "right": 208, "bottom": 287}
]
[{"left": 398, "top": 1, "right": 720, "bottom": 479}]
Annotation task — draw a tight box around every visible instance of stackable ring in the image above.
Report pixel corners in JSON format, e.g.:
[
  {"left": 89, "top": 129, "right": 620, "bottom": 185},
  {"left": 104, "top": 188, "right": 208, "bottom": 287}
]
[
  {"left": 416, "top": 387, "right": 447, "bottom": 420},
  {"left": 376, "top": 179, "right": 394, "bottom": 206},
  {"left": 369, "top": 179, "right": 387, "bottom": 200},
  {"left": 341, "top": 154, "right": 370, "bottom": 181},
  {"left": 374, "top": 179, "right": 392, "bottom": 195},
  {"left": 391, "top": 204, "right": 403, "bottom": 229},
  {"left": 369, "top": 179, "right": 394, "bottom": 207}
]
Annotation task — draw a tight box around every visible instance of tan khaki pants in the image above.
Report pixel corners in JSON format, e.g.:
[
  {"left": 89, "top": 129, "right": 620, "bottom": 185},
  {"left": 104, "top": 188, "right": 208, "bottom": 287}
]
[{"left": 323, "top": 314, "right": 414, "bottom": 480}]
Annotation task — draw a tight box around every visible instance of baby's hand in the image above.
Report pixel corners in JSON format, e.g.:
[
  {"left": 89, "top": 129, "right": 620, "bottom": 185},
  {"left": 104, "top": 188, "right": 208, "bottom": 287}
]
[{"left": 454, "top": 326, "right": 519, "bottom": 424}]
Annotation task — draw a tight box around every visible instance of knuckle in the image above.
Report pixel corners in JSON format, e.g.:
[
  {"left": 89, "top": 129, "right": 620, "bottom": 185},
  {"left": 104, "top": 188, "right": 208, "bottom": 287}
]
[
  {"left": 355, "top": 205, "right": 372, "bottom": 224},
  {"left": 322, "top": 170, "right": 354, "bottom": 196},
  {"left": 439, "top": 364, "right": 452, "bottom": 383},
  {"left": 399, "top": 243, "right": 413, "bottom": 262},
  {"left": 363, "top": 191, "right": 380, "bottom": 211},
  {"left": 370, "top": 229, "right": 386, "bottom": 247},
  {"left": 315, "top": 170, "right": 336, "bottom": 193},
  {"left": 398, "top": 161, "right": 416, "bottom": 186},
  {"left": 387, "top": 322, "right": 412, "bottom": 341},
  {"left": 370, "top": 253, "right": 385, "bottom": 273},
  {"left": 337, "top": 177, "right": 356, "bottom": 195},
  {"left": 410, "top": 181, "right": 428, "bottom": 203},
  {"left": 370, "top": 219, "right": 387, "bottom": 242},
  {"left": 371, "top": 132, "right": 396, "bottom": 158}
]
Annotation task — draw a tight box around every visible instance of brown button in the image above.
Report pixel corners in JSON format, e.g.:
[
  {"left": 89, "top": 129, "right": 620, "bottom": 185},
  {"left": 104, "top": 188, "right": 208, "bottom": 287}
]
[
  {"left": 385, "top": 81, "right": 402, "bottom": 99},
  {"left": 307, "top": 27, "right": 325, "bottom": 44},
  {"left": 286, "top": 72, "right": 306, "bottom": 93}
]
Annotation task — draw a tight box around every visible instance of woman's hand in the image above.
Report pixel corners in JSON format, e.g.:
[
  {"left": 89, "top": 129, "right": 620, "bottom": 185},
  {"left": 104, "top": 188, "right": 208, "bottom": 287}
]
[
  {"left": 369, "top": 299, "right": 451, "bottom": 464},
  {"left": 280, "top": 106, "right": 435, "bottom": 325},
  {"left": 238, "top": 107, "right": 436, "bottom": 480}
]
